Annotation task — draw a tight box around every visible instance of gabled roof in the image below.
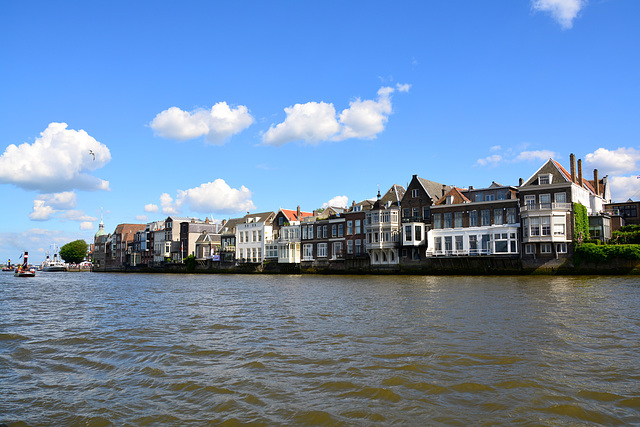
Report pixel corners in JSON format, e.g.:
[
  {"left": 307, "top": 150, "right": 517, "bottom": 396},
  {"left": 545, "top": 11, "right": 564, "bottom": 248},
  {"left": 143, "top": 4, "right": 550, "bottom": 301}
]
[
  {"left": 242, "top": 211, "right": 276, "bottom": 224},
  {"left": 280, "top": 208, "right": 313, "bottom": 222},
  {"left": 220, "top": 217, "right": 245, "bottom": 235},
  {"left": 416, "top": 176, "right": 452, "bottom": 203},
  {"left": 434, "top": 187, "right": 470, "bottom": 205},
  {"left": 523, "top": 158, "right": 596, "bottom": 195},
  {"left": 373, "top": 184, "right": 406, "bottom": 209}
]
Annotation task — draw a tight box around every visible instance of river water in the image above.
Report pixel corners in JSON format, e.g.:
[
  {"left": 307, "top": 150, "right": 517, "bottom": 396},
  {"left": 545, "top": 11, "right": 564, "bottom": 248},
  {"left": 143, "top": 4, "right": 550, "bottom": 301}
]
[{"left": 1, "top": 272, "right": 639, "bottom": 426}]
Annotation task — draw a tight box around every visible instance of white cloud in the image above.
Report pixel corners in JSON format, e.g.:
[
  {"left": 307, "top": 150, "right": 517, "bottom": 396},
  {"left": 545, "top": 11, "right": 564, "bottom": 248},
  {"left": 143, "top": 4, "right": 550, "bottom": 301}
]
[
  {"left": 0, "top": 123, "right": 111, "bottom": 192},
  {"left": 262, "top": 85, "right": 409, "bottom": 146},
  {"left": 322, "top": 195, "right": 349, "bottom": 209},
  {"left": 135, "top": 215, "right": 148, "bottom": 222},
  {"left": 516, "top": 150, "right": 557, "bottom": 162},
  {"left": 490, "top": 145, "right": 502, "bottom": 152},
  {"left": 476, "top": 155, "right": 503, "bottom": 167},
  {"left": 175, "top": 179, "right": 256, "bottom": 214},
  {"left": 0, "top": 228, "right": 89, "bottom": 263},
  {"left": 532, "top": 0, "right": 586, "bottom": 29},
  {"left": 150, "top": 102, "right": 254, "bottom": 145},
  {"left": 160, "top": 193, "right": 179, "bottom": 215},
  {"left": 262, "top": 102, "right": 341, "bottom": 146},
  {"left": 60, "top": 210, "right": 97, "bottom": 222},
  {"left": 29, "top": 200, "right": 56, "bottom": 221},
  {"left": 609, "top": 176, "right": 640, "bottom": 202},
  {"left": 584, "top": 147, "right": 640, "bottom": 175},
  {"left": 144, "top": 203, "right": 159, "bottom": 213},
  {"left": 80, "top": 222, "right": 94, "bottom": 231}
]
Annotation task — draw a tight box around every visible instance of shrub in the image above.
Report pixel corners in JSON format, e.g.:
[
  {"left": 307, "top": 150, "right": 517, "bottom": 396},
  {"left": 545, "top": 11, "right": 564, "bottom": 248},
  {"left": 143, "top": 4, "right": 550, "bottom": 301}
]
[{"left": 574, "top": 243, "right": 640, "bottom": 265}]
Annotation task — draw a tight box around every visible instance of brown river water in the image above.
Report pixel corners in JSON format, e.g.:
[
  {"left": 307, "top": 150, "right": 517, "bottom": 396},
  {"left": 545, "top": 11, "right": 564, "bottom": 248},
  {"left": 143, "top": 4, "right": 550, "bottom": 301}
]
[{"left": 1, "top": 272, "right": 639, "bottom": 425}]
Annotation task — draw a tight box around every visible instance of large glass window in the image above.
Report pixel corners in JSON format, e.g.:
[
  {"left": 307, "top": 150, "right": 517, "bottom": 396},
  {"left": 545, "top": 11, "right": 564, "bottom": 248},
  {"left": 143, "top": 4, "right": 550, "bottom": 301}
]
[
  {"left": 481, "top": 210, "right": 491, "bottom": 226},
  {"left": 433, "top": 214, "right": 442, "bottom": 229},
  {"left": 494, "top": 209, "right": 503, "bottom": 225},
  {"left": 444, "top": 212, "right": 452, "bottom": 228},
  {"left": 507, "top": 208, "right": 516, "bottom": 224},
  {"left": 455, "top": 235, "right": 463, "bottom": 251},
  {"left": 530, "top": 217, "right": 540, "bottom": 236},
  {"left": 455, "top": 212, "right": 463, "bottom": 228},
  {"left": 303, "top": 244, "right": 313, "bottom": 260},
  {"left": 347, "top": 221, "right": 353, "bottom": 235},
  {"left": 338, "top": 223, "right": 344, "bottom": 237},
  {"left": 333, "top": 242, "right": 343, "bottom": 258},
  {"left": 470, "top": 210, "right": 478, "bottom": 227},
  {"left": 415, "top": 225, "right": 422, "bottom": 241},
  {"left": 355, "top": 220, "right": 361, "bottom": 234},
  {"left": 444, "top": 236, "right": 453, "bottom": 253},
  {"left": 541, "top": 217, "right": 551, "bottom": 236},
  {"left": 555, "top": 192, "right": 566, "bottom": 204},
  {"left": 405, "top": 225, "right": 412, "bottom": 242},
  {"left": 318, "top": 243, "right": 327, "bottom": 258},
  {"left": 539, "top": 194, "right": 551, "bottom": 209}
]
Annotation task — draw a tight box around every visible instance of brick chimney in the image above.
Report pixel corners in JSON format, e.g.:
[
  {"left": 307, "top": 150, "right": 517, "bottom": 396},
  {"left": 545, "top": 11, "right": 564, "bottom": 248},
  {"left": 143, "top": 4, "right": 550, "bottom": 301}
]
[
  {"left": 296, "top": 205, "right": 301, "bottom": 220},
  {"left": 594, "top": 169, "right": 600, "bottom": 195},
  {"left": 442, "top": 184, "right": 446, "bottom": 197},
  {"left": 578, "top": 159, "right": 583, "bottom": 187},
  {"left": 570, "top": 153, "right": 576, "bottom": 183},
  {"left": 519, "top": 177, "right": 523, "bottom": 186}
]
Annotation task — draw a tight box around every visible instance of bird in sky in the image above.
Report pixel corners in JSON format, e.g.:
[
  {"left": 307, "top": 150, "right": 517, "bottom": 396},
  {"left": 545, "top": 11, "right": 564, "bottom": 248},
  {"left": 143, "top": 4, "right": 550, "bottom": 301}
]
[{"left": 89, "top": 150, "right": 95, "bottom": 160}]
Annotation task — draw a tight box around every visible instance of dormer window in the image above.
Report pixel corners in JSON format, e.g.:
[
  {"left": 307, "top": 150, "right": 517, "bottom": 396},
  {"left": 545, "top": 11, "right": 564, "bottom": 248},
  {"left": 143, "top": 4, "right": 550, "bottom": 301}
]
[
  {"left": 539, "top": 174, "right": 552, "bottom": 185},
  {"left": 446, "top": 195, "right": 454, "bottom": 205},
  {"left": 385, "top": 201, "right": 391, "bottom": 208}
]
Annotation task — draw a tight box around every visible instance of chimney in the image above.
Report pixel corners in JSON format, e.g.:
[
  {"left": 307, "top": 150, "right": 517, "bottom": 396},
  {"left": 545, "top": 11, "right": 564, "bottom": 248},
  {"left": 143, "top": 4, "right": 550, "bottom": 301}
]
[
  {"left": 594, "top": 169, "right": 600, "bottom": 195},
  {"left": 221, "top": 219, "right": 226, "bottom": 226},
  {"left": 578, "top": 159, "right": 583, "bottom": 187},
  {"left": 570, "top": 153, "right": 576, "bottom": 183},
  {"left": 297, "top": 205, "right": 301, "bottom": 220},
  {"left": 519, "top": 177, "right": 523, "bottom": 186},
  {"left": 442, "top": 184, "right": 446, "bottom": 197},
  {"left": 469, "top": 185, "right": 474, "bottom": 190},
  {"left": 205, "top": 217, "right": 209, "bottom": 224},
  {"left": 313, "top": 209, "right": 318, "bottom": 216}
]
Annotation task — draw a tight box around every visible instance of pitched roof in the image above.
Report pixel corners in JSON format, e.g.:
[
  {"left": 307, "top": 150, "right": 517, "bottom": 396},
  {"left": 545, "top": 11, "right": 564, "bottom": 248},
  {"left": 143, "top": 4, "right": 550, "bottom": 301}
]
[
  {"left": 434, "top": 187, "right": 470, "bottom": 205},
  {"left": 280, "top": 208, "right": 313, "bottom": 222},
  {"left": 416, "top": 176, "right": 452, "bottom": 203},
  {"left": 373, "top": 184, "right": 406, "bottom": 209},
  {"left": 220, "top": 217, "right": 245, "bottom": 235}
]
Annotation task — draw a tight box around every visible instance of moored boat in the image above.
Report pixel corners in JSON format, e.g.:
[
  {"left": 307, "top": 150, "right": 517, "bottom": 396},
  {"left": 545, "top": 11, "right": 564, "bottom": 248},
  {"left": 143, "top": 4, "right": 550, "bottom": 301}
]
[
  {"left": 14, "top": 252, "right": 36, "bottom": 277},
  {"left": 42, "top": 251, "right": 68, "bottom": 272},
  {"left": 2, "top": 259, "right": 12, "bottom": 272}
]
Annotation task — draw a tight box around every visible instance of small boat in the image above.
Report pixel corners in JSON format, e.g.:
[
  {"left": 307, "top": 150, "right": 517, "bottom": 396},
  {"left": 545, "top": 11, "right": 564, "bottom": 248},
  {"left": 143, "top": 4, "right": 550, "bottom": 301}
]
[
  {"left": 42, "top": 251, "right": 68, "bottom": 272},
  {"left": 2, "top": 259, "right": 12, "bottom": 272},
  {"left": 14, "top": 252, "right": 36, "bottom": 277}
]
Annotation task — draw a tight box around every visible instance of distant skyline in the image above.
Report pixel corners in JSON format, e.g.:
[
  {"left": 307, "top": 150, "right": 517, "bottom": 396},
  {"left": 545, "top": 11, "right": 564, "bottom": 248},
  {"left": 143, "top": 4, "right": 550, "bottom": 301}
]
[{"left": 1, "top": 0, "right": 639, "bottom": 263}]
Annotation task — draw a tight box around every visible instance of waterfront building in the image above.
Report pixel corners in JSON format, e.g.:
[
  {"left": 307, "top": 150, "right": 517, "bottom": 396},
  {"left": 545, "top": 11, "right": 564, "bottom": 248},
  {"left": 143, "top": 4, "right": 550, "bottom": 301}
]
[
  {"left": 194, "top": 230, "right": 221, "bottom": 260},
  {"left": 518, "top": 154, "right": 610, "bottom": 265},
  {"left": 343, "top": 200, "right": 372, "bottom": 265},
  {"left": 107, "top": 223, "right": 146, "bottom": 269},
  {"left": 365, "top": 184, "right": 405, "bottom": 267},
  {"left": 400, "top": 175, "right": 452, "bottom": 261},
  {"left": 300, "top": 209, "right": 347, "bottom": 268},
  {"left": 179, "top": 217, "right": 221, "bottom": 259},
  {"left": 219, "top": 217, "right": 244, "bottom": 263},
  {"left": 235, "top": 211, "right": 276, "bottom": 263},
  {"left": 605, "top": 199, "right": 640, "bottom": 227},
  {"left": 274, "top": 207, "right": 312, "bottom": 264},
  {"left": 93, "top": 215, "right": 109, "bottom": 270},
  {"left": 426, "top": 183, "right": 520, "bottom": 258}
]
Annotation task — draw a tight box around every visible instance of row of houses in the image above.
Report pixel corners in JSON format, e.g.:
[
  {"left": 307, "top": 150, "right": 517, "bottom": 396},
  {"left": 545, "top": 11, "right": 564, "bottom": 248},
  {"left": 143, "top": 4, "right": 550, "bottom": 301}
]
[{"left": 92, "top": 154, "right": 635, "bottom": 272}]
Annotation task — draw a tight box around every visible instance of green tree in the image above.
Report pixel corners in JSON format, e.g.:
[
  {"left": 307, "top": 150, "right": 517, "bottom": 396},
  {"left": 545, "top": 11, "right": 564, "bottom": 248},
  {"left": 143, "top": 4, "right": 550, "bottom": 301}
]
[{"left": 59, "top": 240, "right": 89, "bottom": 264}]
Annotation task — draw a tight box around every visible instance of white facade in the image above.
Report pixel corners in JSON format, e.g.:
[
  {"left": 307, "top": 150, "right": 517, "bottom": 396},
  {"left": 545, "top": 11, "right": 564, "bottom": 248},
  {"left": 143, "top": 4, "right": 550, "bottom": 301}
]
[
  {"left": 277, "top": 224, "right": 301, "bottom": 263},
  {"left": 427, "top": 224, "right": 520, "bottom": 256},
  {"left": 236, "top": 218, "right": 273, "bottom": 263},
  {"left": 365, "top": 207, "right": 401, "bottom": 265}
]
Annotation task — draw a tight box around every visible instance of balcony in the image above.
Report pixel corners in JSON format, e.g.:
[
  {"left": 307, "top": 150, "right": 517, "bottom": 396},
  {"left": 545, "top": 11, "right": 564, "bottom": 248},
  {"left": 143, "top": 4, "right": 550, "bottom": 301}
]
[
  {"left": 521, "top": 202, "right": 571, "bottom": 212},
  {"left": 401, "top": 216, "right": 424, "bottom": 223}
]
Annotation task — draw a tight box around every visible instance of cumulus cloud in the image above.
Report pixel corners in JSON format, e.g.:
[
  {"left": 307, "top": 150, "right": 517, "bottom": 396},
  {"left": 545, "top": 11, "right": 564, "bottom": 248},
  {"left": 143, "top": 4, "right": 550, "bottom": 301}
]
[
  {"left": 144, "top": 203, "right": 159, "bottom": 213},
  {"left": 476, "top": 155, "right": 503, "bottom": 167},
  {"left": 0, "top": 123, "right": 111, "bottom": 192},
  {"left": 28, "top": 191, "right": 81, "bottom": 221},
  {"left": 262, "top": 84, "right": 409, "bottom": 146},
  {"left": 150, "top": 102, "right": 254, "bottom": 144},
  {"left": 155, "top": 179, "right": 256, "bottom": 215},
  {"left": 322, "top": 195, "right": 349, "bottom": 209},
  {"left": 80, "top": 222, "right": 94, "bottom": 231},
  {"left": 60, "top": 210, "right": 97, "bottom": 222},
  {"left": 609, "top": 176, "right": 640, "bottom": 202},
  {"left": 516, "top": 150, "right": 557, "bottom": 162},
  {"left": 584, "top": 147, "right": 640, "bottom": 175},
  {"left": 532, "top": 0, "right": 586, "bottom": 29},
  {"left": 135, "top": 215, "right": 148, "bottom": 222},
  {"left": 29, "top": 200, "right": 57, "bottom": 221}
]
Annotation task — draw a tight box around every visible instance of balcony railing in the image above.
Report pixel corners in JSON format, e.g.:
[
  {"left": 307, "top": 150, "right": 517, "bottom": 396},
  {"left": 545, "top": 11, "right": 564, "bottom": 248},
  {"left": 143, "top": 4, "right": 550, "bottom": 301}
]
[
  {"left": 427, "top": 248, "right": 491, "bottom": 257},
  {"left": 521, "top": 202, "right": 571, "bottom": 212},
  {"left": 401, "top": 216, "right": 424, "bottom": 223}
]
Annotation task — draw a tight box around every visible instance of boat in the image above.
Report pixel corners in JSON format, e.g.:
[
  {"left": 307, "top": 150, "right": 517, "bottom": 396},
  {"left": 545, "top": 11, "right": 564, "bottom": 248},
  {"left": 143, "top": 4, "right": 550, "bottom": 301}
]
[
  {"left": 14, "top": 252, "right": 36, "bottom": 277},
  {"left": 2, "top": 259, "right": 12, "bottom": 272},
  {"left": 42, "top": 250, "right": 68, "bottom": 272}
]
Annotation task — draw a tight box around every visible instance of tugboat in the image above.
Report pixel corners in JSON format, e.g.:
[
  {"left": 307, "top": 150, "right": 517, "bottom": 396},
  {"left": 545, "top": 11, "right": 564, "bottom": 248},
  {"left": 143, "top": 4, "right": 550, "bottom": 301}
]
[
  {"left": 14, "top": 252, "right": 36, "bottom": 277},
  {"left": 42, "top": 248, "right": 68, "bottom": 272},
  {"left": 2, "top": 259, "right": 12, "bottom": 272}
]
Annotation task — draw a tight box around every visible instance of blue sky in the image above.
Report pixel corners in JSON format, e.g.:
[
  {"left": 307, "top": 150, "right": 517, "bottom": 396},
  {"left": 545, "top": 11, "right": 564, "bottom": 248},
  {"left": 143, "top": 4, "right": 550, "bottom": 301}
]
[{"left": 1, "top": 0, "right": 639, "bottom": 264}]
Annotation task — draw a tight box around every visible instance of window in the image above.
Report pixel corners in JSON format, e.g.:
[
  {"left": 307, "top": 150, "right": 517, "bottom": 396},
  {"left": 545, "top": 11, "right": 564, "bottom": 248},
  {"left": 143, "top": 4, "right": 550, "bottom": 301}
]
[
  {"left": 423, "top": 206, "right": 430, "bottom": 221},
  {"left": 435, "top": 237, "right": 442, "bottom": 252},
  {"left": 530, "top": 217, "right": 540, "bottom": 236},
  {"left": 497, "top": 191, "right": 506, "bottom": 201},
  {"left": 553, "top": 223, "right": 565, "bottom": 236},
  {"left": 541, "top": 243, "right": 552, "bottom": 253},
  {"left": 539, "top": 174, "right": 552, "bottom": 185},
  {"left": 444, "top": 212, "right": 452, "bottom": 228},
  {"left": 455, "top": 235, "right": 463, "bottom": 251},
  {"left": 485, "top": 194, "right": 495, "bottom": 201},
  {"left": 240, "top": 232, "right": 244, "bottom": 243},
  {"left": 455, "top": 212, "right": 463, "bottom": 228},
  {"left": 470, "top": 210, "right": 478, "bottom": 227},
  {"left": 303, "top": 244, "right": 313, "bottom": 260},
  {"left": 412, "top": 189, "right": 419, "bottom": 198},
  {"left": 338, "top": 223, "right": 344, "bottom": 237},
  {"left": 318, "top": 243, "right": 327, "bottom": 257},
  {"left": 494, "top": 233, "right": 508, "bottom": 253},
  {"left": 347, "top": 221, "right": 353, "bottom": 235},
  {"left": 481, "top": 235, "right": 491, "bottom": 252},
  {"left": 405, "top": 225, "right": 412, "bottom": 241},
  {"left": 481, "top": 209, "right": 491, "bottom": 226},
  {"left": 539, "top": 194, "right": 551, "bottom": 209},
  {"left": 347, "top": 240, "right": 353, "bottom": 254},
  {"left": 494, "top": 209, "right": 503, "bottom": 225},
  {"left": 507, "top": 208, "right": 516, "bottom": 224},
  {"left": 433, "top": 214, "right": 442, "bottom": 229},
  {"left": 333, "top": 242, "right": 343, "bottom": 258},
  {"left": 541, "top": 217, "right": 551, "bottom": 236},
  {"left": 556, "top": 243, "right": 567, "bottom": 253},
  {"left": 475, "top": 193, "right": 483, "bottom": 202},
  {"left": 523, "top": 218, "right": 528, "bottom": 237},
  {"left": 253, "top": 231, "right": 257, "bottom": 242},
  {"left": 278, "top": 217, "right": 284, "bottom": 226},
  {"left": 403, "top": 208, "right": 410, "bottom": 219},
  {"left": 555, "top": 192, "right": 566, "bottom": 204},
  {"left": 355, "top": 239, "right": 362, "bottom": 255},
  {"left": 355, "top": 220, "right": 361, "bottom": 234},
  {"left": 332, "top": 225, "right": 337, "bottom": 238},
  {"left": 524, "top": 195, "right": 536, "bottom": 208},
  {"left": 525, "top": 244, "right": 536, "bottom": 254},
  {"left": 323, "top": 225, "right": 328, "bottom": 238},
  {"left": 444, "top": 236, "right": 453, "bottom": 253},
  {"left": 415, "top": 225, "right": 422, "bottom": 241},
  {"left": 469, "top": 236, "right": 478, "bottom": 253},
  {"left": 412, "top": 207, "right": 419, "bottom": 219}
]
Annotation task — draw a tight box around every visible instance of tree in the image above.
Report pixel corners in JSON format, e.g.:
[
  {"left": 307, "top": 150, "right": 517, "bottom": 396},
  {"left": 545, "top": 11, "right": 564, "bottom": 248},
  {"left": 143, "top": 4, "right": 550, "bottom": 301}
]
[{"left": 59, "top": 240, "right": 89, "bottom": 264}]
